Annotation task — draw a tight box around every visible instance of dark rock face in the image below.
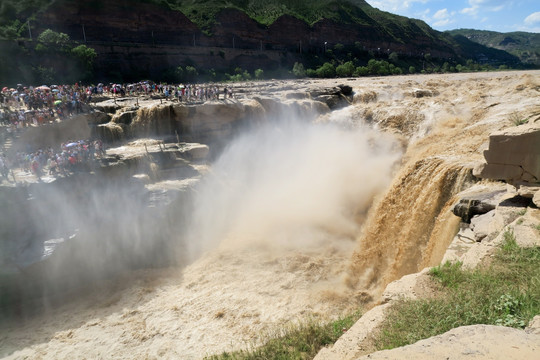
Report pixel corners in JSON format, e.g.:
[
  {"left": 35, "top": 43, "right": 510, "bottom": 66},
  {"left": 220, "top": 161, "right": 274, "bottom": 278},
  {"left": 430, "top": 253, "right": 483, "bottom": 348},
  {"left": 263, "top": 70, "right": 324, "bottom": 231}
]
[
  {"left": 32, "top": 0, "right": 457, "bottom": 76},
  {"left": 452, "top": 189, "right": 507, "bottom": 223}
]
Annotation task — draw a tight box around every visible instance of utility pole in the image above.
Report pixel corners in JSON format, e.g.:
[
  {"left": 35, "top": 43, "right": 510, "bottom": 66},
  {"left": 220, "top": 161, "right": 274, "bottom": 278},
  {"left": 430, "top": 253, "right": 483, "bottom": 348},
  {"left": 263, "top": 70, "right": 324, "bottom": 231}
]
[
  {"left": 82, "top": 24, "right": 86, "bottom": 43},
  {"left": 27, "top": 20, "right": 32, "bottom": 40}
]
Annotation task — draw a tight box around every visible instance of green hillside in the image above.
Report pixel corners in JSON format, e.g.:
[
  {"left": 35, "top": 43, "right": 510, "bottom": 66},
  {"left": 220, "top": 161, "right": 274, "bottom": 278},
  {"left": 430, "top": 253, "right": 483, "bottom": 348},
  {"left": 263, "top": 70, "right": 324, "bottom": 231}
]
[
  {"left": 0, "top": 0, "right": 442, "bottom": 43},
  {"left": 139, "top": 0, "right": 441, "bottom": 43},
  {"left": 447, "top": 29, "right": 540, "bottom": 65}
]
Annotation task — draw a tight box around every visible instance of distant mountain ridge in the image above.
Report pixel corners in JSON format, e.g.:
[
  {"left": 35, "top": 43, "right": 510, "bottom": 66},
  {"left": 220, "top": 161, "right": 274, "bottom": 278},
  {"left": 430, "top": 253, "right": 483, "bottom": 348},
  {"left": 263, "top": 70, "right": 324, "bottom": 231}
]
[{"left": 447, "top": 29, "right": 540, "bottom": 65}]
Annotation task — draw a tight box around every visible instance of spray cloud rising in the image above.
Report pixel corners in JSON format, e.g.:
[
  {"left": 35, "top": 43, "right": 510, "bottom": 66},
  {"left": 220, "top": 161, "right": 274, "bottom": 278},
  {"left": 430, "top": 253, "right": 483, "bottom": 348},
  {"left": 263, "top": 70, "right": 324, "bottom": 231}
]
[{"left": 185, "top": 114, "right": 402, "bottom": 259}]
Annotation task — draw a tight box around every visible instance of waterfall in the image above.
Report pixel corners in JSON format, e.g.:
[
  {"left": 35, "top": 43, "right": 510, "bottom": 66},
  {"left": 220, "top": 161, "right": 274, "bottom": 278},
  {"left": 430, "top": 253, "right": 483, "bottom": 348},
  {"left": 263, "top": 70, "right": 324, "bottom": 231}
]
[{"left": 347, "top": 157, "right": 474, "bottom": 294}]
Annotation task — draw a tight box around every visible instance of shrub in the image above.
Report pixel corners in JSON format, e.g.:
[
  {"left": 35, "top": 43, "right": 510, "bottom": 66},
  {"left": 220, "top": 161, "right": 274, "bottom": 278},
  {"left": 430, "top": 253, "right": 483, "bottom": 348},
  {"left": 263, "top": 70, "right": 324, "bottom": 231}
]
[
  {"left": 336, "top": 61, "right": 355, "bottom": 77},
  {"left": 316, "top": 62, "right": 336, "bottom": 78},
  {"left": 254, "top": 68, "right": 264, "bottom": 80},
  {"left": 292, "top": 62, "right": 306, "bottom": 78}
]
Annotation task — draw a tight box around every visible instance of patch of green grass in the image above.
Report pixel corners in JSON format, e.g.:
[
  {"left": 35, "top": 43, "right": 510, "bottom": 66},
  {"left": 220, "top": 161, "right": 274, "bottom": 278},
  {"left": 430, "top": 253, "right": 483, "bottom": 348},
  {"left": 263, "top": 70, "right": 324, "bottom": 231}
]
[
  {"left": 206, "top": 313, "right": 360, "bottom": 360},
  {"left": 509, "top": 112, "right": 529, "bottom": 126},
  {"left": 375, "top": 229, "right": 540, "bottom": 350}
]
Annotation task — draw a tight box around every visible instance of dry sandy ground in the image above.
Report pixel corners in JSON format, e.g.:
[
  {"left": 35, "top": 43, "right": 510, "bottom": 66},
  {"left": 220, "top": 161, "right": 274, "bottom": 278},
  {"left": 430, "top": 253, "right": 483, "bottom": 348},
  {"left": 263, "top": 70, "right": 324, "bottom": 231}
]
[{"left": 1, "top": 70, "right": 539, "bottom": 359}]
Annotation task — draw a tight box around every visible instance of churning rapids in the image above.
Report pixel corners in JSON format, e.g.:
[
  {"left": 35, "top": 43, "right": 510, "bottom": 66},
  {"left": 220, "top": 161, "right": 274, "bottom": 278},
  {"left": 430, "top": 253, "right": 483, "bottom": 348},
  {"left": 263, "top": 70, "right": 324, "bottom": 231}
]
[{"left": 1, "top": 71, "right": 539, "bottom": 359}]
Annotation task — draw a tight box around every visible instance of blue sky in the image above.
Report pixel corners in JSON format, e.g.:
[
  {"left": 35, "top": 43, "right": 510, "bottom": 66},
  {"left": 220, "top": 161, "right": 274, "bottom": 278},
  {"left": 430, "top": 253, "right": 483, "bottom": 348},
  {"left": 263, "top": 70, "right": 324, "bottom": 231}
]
[{"left": 366, "top": 0, "right": 540, "bottom": 33}]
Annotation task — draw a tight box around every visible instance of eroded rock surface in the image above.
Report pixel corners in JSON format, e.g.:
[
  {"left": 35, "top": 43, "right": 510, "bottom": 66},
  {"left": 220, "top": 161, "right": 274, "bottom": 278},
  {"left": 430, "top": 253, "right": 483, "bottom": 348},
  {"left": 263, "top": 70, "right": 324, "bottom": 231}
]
[
  {"left": 473, "top": 122, "right": 540, "bottom": 184},
  {"left": 356, "top": 325, "right": 540, "bottom": 360}
]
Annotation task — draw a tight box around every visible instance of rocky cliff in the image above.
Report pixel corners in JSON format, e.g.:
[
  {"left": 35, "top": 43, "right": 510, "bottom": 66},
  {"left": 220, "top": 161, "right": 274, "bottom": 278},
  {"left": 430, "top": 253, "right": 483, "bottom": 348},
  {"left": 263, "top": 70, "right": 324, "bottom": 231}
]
[{"left": 28, "top": 0, "right": 461, "bottom": 77}]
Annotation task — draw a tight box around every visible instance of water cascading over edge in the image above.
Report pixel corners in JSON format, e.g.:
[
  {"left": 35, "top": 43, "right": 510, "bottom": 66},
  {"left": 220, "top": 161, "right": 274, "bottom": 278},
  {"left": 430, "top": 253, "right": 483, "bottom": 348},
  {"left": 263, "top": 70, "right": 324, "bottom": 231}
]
[{"left": 347, "top": 156, "right": 474, "bottom": 294}]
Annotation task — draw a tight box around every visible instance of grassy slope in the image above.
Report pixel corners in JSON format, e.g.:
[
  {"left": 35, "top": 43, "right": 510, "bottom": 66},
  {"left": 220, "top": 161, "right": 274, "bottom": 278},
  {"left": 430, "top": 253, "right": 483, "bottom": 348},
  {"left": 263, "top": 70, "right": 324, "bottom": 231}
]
[{"left": 376, "top": 230, "right": 540, "bottom": 350}]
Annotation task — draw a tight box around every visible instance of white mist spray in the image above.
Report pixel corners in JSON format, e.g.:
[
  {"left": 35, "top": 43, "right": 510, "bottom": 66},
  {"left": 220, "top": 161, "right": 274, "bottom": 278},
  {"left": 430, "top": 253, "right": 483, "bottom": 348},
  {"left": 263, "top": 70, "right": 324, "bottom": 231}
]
[{"left": 185, "top": 114, "right": 402, "bottom": 259}]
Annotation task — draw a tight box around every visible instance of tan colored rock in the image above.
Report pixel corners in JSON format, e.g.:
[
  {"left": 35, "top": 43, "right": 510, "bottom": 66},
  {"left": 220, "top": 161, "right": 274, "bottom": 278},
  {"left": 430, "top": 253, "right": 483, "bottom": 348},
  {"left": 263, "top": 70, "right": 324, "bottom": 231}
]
[
  {"left": 473, "top": 162, "right": 523, "bottom": 182},
  {"left": 526, "top": 315, "right": 540, "bottom": 335},
  {"left": 356, "top": 325, "right": 540, "bottom": 360},
  {"left": 534, "top": 191, "right": 540, "bottom": 208},
  {"left": 314, "top": 304, "right": 391, "bottom": 360},
  {"left": 382, "top": 268, "right": 433, "bottom": 302},
  {"left": 517, "top": 184, "right": 540, "bottom": 198},
  {"left": 475, "top": 122, "right": 540, "bottom": 183},
  {"left": 441, "top": 226, "right": 477, "bottom": 263},
  {"left": 470, "top": 210, "right": 505, "bottom": 242},
  {"left": 512, "top": 207, "right": 540, "bottom": 247},
  {"left": 179, "top": 143, "right": 209, "bottom": 160}
]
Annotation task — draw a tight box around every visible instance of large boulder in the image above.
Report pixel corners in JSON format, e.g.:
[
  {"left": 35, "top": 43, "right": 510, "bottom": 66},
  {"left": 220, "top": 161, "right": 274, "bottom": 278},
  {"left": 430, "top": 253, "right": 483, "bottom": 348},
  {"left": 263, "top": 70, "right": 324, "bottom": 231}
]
[
  {"left": 355, "top": 325, "right": 540, "bottom": 360},
  {"left": 473, "top": 122, "right": 540, "bottom": 184},
  {"left": 452, "top": 183, "right": 508, "bottom": 222},
  {"left": 534, "top": 191, "right": 540, "bottom": 208}
]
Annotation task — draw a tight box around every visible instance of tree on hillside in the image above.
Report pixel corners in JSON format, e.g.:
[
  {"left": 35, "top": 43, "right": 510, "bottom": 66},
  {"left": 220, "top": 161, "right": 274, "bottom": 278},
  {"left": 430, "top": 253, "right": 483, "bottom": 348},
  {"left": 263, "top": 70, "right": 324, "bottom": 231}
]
[
  {"left": 37, "top": 29, "right": 70, "bottom": 50},
  {"left": 72, "top": 45, "right": 97, "bottom": 69},
  {"left": 72, "top": 44, "right": 97, "bottom": 81}
]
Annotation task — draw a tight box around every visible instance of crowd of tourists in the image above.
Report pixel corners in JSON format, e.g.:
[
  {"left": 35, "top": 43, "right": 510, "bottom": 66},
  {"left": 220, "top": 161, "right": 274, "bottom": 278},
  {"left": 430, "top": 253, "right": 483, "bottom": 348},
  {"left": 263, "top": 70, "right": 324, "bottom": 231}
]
[
  {"left": 0, "top": 83, "right": 93, "bottom": 132},
  {"left": 0, "top": 139, "right": 106, "bottom": 183},
  {"left": 103, "top": 81, "right": 236, "bottom": 103},
  {"left": 0, "top": 79, "right": 237, "bottom": 183}
]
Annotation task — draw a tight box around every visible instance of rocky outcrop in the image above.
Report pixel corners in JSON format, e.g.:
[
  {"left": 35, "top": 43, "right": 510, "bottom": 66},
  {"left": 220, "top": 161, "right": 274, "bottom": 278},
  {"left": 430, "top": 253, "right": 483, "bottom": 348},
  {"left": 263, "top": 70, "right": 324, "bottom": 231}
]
[
  {"left": 317, "top": 179, "right": 540, "bottom": 359},
  {"left": 356, "top": 324, "right": 540, "bottom": 360},
  {"left": 91, "top": 87, "right": 344, "bottom": 145},
  {"left": 452, "top": 183, "right": 508, "bottom": 223},
  {"left": 473, "top": 122, "right": 540, "bottom": 184}
]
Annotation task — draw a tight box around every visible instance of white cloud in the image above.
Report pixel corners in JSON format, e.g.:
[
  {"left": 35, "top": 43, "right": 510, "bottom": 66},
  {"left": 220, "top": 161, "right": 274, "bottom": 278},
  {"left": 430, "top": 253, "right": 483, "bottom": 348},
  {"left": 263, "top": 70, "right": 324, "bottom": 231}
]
[
  {"left": 461, "top": 7, "right": 478, "bottom": 16},
  {"left": 433, "top": 8, "right": 449, "bottom": 20},
  {"left": 524, "top": 12, "right": 540, "bottom": 25},
  {"left": 428, "top": 8, "right": 456, "bottom": 28},
  {"left": 433, "top": 18, "right": 452, "bottom": 27},
  {"left": 461, "top": 0, "right": 511, "bottom": 17}
]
